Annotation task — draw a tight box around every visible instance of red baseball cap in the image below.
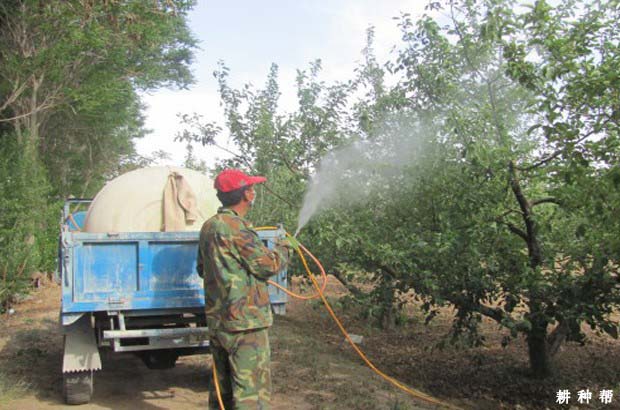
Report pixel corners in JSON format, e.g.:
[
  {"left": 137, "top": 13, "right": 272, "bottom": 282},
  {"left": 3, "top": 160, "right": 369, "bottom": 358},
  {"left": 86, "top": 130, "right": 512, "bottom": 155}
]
[{"left": 214, "top": 169, "right": 267, "bottom": 193}]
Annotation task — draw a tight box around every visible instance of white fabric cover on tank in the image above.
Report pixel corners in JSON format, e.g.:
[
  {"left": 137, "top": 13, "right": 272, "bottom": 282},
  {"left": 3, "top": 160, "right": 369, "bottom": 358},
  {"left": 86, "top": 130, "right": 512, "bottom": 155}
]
[{"left": 83, "top": 166, "right": 218, "bottom": 232}]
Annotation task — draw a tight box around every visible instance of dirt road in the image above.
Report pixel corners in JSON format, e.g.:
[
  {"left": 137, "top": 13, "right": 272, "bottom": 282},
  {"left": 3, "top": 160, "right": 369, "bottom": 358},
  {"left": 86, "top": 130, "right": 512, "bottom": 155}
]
[
  {"left": 9, "top": 279, "right": 618, "bottom": 409},
  {"left": 0, "top": 282, "right": 433, "bottom": 410}
]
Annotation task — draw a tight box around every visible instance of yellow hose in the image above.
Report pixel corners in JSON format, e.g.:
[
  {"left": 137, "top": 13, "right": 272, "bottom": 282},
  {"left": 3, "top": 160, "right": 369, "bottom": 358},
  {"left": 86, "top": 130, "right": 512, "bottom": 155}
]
[
  {"left": 211, "top": 227, "right": 460, "bottom": 410},
  {"left": 212, "top": 362, "right": 226, "bottom": 410},
  {"left": 255, "top": 226, "right": 328, "bottom": 299}
]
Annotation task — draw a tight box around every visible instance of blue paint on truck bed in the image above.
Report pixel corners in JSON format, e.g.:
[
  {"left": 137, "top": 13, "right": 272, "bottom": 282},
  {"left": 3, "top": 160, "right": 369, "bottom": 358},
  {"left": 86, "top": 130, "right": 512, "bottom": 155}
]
[{"left": 61, "top": 229, "right": 288, "bottom": 314}]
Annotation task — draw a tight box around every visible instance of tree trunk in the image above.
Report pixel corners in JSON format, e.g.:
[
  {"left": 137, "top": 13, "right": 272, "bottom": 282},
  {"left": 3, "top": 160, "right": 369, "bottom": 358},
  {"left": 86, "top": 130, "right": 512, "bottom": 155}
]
[
  {"left": 330, "top": 269, "right": 365, "bottom": 299},
  {"left": 509, "top": 161, "right": 555, "bottom": 377},
  {"left": 378, "top": 267, "right": 398, "bottom": 330},
  {"left": 380, "top": 291, "right": 397, "bottom": 330},
  {"left": 527, "top": 320, "right": 551, "bottom": 378}
]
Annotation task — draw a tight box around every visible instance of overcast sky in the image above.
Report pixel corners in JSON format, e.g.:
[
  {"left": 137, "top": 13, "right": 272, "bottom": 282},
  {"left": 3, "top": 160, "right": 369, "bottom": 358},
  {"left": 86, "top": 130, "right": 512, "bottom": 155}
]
[{"left": 136, "top": 1, "right": 426, "bottom": 166}]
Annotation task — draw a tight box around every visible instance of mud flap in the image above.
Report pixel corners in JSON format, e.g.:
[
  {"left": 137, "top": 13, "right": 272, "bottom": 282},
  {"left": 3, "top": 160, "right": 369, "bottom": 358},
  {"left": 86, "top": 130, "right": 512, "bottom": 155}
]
[{"left": 63, "top": 314, "right": 102, "bottom": 373}]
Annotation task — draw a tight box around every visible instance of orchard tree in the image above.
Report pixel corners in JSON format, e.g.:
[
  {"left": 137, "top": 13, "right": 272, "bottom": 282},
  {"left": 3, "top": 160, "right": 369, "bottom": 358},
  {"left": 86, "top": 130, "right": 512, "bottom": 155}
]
[
  {"left": 345, "top": 0, "right": 620, "bottom": 378},
  {"left": 499, "top": 0, "right": 620, "bottom": 375},
  {"left": 0, "top": 0, "right": 196, "bottom": 196},
  {"left": 175, "top": 0, "right": 620, "bottom": 379},
  {"left": 176, "top": 59, "right": 357, "bottom": 230},
  {"left": 0, "top": 0, "right": 195, "bottom": 145},
  {"left": 0, "top": 0, "right": 197, "bottom": 308}
]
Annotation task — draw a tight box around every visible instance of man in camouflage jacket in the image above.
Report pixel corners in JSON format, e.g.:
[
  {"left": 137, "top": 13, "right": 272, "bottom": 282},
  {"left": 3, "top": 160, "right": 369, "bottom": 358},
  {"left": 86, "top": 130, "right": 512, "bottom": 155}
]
[{"left": 197, "top": 169, "right": 290, "bottom": 410}]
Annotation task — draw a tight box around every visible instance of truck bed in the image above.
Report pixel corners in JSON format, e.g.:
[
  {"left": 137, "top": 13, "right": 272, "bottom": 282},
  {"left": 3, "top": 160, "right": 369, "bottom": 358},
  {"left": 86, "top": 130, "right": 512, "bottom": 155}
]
[{"left": 60, "top": 229, "right": 288, "bottom": 315}]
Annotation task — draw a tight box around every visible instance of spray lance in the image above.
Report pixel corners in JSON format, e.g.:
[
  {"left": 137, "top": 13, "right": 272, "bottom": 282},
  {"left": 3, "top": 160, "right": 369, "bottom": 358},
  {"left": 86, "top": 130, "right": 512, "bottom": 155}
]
[{"left": 221, "top": 118, "right": 463, "bottom": 408}]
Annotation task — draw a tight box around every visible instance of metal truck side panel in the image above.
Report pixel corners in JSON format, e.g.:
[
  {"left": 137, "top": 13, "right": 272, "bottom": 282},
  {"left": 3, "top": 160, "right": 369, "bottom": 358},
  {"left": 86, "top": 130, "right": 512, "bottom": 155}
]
[{"left": 61, "top": 230, "right": 287, "bottom": 315}]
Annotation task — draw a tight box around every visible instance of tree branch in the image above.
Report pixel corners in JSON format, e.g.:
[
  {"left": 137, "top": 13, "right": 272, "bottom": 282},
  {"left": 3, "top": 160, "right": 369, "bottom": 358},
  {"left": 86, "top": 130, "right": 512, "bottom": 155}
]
[
  {"left": 378, "top": 263, "right": 398, "bottom": 280},
  {"left": 518, "top": 118, "right": 612, "bottom": 172},
  {"left": 0, "top": 108, "right": 49, "bottom": 123},
  {"left": 546, "top": 320, "right": 570, "bottom": 357},
  {"left": 498, "top": 208, "right": 524, "bottom": 218},
  {"left": 211, "top": 142, "right": 298, "bottom": 209},
  {"left": 279, "top": 152, "right": 304, "bottom": 177},
  {"left": 0, "top": 78, "right": 29, "bottom": 113},
  {"left": 478, "top": 304, "right": 531, "bottom": 332},
  {"left": 478, "top": 304, "right": 504, "bottom": 323},
  {"left": 509, "top": 161, "right": 531, "bottom": 217},
  {"left": 531, "top": 197, "right": 561, "bottom": 207},
  {"left": 330, "top": 268, "right": 365, "bottom": 299},
  {"left": 509, "top": 161, "right": 542, "bottom": 268},
  {"left": 486, "top": 73, "right": 505, "bottom": 145},
  {"left": 497, "top": 220, "right": 528, "bottom": 241}
]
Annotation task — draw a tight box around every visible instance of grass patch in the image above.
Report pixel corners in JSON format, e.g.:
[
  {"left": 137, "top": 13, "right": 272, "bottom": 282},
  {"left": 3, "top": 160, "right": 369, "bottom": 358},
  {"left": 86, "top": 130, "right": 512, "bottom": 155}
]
[{"left": 0, "top": 372, "right": 30, "bottom": 404}]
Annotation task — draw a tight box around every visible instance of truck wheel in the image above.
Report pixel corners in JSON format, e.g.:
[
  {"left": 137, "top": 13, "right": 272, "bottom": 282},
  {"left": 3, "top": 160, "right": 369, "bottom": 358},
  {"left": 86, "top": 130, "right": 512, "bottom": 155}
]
[
  {"left": 63, "top": 370, "right": 93, "bottom": 405},
  {"left": 140, "top": 350, "right": 179, "bottom": 370}
]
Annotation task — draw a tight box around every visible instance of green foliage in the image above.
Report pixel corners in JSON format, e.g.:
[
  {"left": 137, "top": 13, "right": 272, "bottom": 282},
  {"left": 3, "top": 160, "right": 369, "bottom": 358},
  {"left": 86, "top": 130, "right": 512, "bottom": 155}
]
[
  {"left": 380, "top": 0, "right": 619, "bottom": 377},
  {"left": 183, "top": 142, "right": 209, "bottom": 173},
  {"left": 179, "top": 0, "right": 618, "bottom": 378},
  {"left": 177, "top": 59, "right": 357, "bottom": 232},
  {"left": 0, "top": 0, "right": 197, "bottom": 196},
  {"left": 0, "top": 1, "right": 197, "bottom": 308},
  {"left": 0, "top": 371, "right": 29, "bottom": 404},
  {"left": 0, "top": 133, "right": 51, "bottom": 310}
]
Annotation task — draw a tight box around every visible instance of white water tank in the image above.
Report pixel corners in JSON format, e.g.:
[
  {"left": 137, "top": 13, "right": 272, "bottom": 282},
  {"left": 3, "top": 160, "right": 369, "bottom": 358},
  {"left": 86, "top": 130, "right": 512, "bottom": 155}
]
[{"left": 83, "top": 166, "right": 219, "bottom": 232}]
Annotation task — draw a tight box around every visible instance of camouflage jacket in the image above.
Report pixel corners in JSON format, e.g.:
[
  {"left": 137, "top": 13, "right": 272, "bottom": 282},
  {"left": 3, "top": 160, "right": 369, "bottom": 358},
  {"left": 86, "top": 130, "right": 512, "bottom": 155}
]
[{"left": 197, "top": 207, "right": 288, "bottom": 332}]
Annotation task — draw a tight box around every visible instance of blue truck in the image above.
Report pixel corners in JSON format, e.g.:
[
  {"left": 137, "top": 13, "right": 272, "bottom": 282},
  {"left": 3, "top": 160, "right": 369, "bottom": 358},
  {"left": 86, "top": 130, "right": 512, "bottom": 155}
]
[{"left": 58, "top": 199, "right": 288, "bottom": 404}]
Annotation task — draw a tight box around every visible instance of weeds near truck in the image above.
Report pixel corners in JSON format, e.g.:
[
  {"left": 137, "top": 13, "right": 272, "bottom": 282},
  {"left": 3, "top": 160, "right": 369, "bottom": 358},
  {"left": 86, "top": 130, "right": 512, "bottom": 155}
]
[{"left": 0, "top": 372, "right": 29, "bottom": 404}]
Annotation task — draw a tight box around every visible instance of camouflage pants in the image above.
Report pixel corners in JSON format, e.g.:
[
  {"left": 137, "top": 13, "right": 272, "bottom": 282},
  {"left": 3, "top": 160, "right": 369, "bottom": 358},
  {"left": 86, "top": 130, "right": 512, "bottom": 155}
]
[{"left": 208, "top": 327, "right": 271, "bottom": 410}]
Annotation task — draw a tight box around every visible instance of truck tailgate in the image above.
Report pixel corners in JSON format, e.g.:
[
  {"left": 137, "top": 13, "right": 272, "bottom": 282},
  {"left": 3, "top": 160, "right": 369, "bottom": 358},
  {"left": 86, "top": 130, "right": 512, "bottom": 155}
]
[{"left": 61, "top": 230, "right": 287, "bottom": 313}]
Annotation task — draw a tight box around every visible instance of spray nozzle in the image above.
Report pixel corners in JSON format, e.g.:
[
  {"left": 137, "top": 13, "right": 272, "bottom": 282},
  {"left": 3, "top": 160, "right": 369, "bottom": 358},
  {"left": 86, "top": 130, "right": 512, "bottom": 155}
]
[{"left": 279, "top": 235, "right": 301, "bottom": 251}]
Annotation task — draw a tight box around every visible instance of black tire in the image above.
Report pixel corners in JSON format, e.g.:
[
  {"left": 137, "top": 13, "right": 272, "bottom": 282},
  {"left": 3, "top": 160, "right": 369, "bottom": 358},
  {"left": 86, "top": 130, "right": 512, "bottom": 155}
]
[
  {"left": 63, "top": 370, "right": 93, "bottom": 405},
  {"left": 140, "top": 350, "right": 179, "bottom": 370}
]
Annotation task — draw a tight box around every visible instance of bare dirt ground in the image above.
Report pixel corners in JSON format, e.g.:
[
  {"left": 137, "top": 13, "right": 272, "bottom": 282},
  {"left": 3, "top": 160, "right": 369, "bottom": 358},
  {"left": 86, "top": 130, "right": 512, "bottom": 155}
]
[
  {"left": 0, "top": 280, "right": 434, "bottom": 410},
  {"left": 2, "top": 278, "right": 620, "bottom": 410}
]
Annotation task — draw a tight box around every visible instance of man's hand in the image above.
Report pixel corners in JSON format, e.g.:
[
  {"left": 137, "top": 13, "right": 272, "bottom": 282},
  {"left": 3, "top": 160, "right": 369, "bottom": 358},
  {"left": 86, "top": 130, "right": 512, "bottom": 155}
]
[
  {"left": 278, "top": 236, "right": 300, "bottom": 251},
  {"left": 276, "top": 237, "right": 298, "bottom": 264}
]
